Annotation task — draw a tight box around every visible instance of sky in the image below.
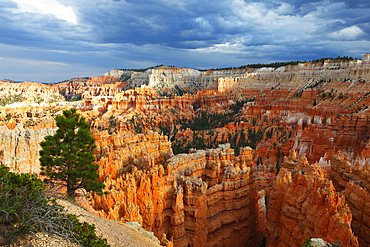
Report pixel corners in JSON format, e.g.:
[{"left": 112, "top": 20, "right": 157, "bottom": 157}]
[{"left": 0, "top": 0, "right": 369, "bottom": 83}]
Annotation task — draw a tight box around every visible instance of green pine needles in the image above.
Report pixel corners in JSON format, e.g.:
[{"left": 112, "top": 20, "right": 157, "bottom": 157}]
[
  {"left": 0, "top": 165, "right": 109, "bottom": 246},
  {"left": 40, "top": 108, "right": 104, "bottom": 197}
]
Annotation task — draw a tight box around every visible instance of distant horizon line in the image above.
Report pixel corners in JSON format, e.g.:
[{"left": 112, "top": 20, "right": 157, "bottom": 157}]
[{"left": 2, "top": 53, "right": 369, "bottom": 84}]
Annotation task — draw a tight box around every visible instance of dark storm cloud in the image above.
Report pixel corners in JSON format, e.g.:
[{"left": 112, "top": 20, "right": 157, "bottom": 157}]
[
  {"left": 0, "top": 0, "right": 369, "bottom": 82},
  {"left": 74, "top": 0, "right": 223, "bottom": 45}
]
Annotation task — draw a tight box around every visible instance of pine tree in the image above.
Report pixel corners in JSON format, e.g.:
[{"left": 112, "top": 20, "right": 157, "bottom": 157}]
[{"left": 39, "top": 108, "right": 104, "bottom": 197}]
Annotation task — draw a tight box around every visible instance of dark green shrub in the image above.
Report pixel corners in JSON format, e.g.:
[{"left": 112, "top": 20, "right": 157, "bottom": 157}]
[
  {"left": 0, "top": 166, "right": 109, "bottom": 246},
  {"left": 0, "top": 165, "right": 55, "bottom": 243},
  {"left": 73, "top": 220, "right": 109, "bottom": 247}
]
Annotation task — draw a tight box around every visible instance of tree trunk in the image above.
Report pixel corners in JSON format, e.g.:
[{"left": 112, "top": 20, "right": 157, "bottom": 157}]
[{"left": 67, "top": 178, "right": 74, "bottom": 197}]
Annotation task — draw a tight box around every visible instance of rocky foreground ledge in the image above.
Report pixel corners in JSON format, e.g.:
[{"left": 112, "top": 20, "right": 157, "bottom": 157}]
[{"left": 9, "top": 199, "right": 163, "bottom": 247}]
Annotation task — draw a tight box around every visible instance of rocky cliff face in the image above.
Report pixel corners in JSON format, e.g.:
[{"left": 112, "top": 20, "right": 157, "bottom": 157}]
[
  {"left": 93, "top": 130, "right": 172, "bottom": 178},
  {"left": 329, "top": 150, "right": 370, "bottom": 193},
  {"left": 103, "top": 69, "right": 151, "bottom": 89},
  {"left": 149, "top": 67, "right": 202, "bottom": 93},
  {"left": 217, "top": 54, "right": 370, "bottom": 95},
  {"left": 2, "top": 54, "right": 370, "bottom": 246},
  {"left": 51, "top": 54, "right": 370, "bottom": 103},
  {"left": 55, "top": 76, "right": 126, "bottom": 100},
  {"left": 90, "top": 144, "right": 265, "bottom": 247},
  {"left": 102, "top": 66, "right": 247, "bottom": 94},
  {"left": 0, "top": 123, "right": 57, "bottom": 174},
  {"left": 344, "top": 182, "right": 370, "bottom": 247},
  {"left": 267, "top": 154, "right": 358, "bottom": 247},
  {"left": 329, "top": 151, "right": 370, "bottom": 246},
  {"left": 0, "top": 80, "right": 64, "bottom": 104}
]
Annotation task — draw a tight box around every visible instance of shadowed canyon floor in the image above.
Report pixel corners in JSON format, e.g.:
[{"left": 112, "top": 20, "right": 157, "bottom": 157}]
[{"left": 1, "top": 55, "right": 370, "bottom": 246}]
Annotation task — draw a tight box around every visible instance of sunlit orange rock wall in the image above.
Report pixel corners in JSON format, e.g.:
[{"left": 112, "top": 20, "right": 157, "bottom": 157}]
[
  {"left": 266, "top": 163, "right": 358, "bottom": 247},
  {"left": 84, "top": 89, "right": 230, "bottom": 114},
  {"left": 344, "top": 182, "right": 370, "bottom": 247},
  {"left": 55, "top": 76, "right": 125, "bottom": 99},
  {"left": 302, "top": 114, "right": 370, "bottom": 163},
  {"left": 276, "top": 112, "right": 370, "bottom": 164},
  {"left": 91, "top": 144, "right": 265, "bottom": 247},
  {"left": 329, "top": 152, "right": 370, "bottom": 246},
  {"left": 93, "top": 130, "right": 172, "bottom": 178},
  {"left": 0, "top": 80, "right": 60, "bottom": 96},
  {"left": 329, "top": 152, "right": 355, "bottom": 192}
]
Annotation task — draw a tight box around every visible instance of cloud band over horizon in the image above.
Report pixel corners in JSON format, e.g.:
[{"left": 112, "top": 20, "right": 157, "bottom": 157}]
[{"left": 0, "top": 0, "right": 369, "bottom": 82}]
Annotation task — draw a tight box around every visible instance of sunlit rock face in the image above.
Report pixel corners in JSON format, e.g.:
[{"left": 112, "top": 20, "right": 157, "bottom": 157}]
[
  {"left": 1, "top": 54, "right": 370, "bottom": 247},
  {"left": 93, "top": 130, "right": 173, "bottom": 178},
  {"left": 0, "top": 80, "right": 64, "bottom": 103},
  {"left": 55, "top": 76, "right": 126, "bottom": 100},
  {"left": 344, "top": 182, "right": 370, "bottom": 247},
  {"left": 104, "top": 66, "right": 247, "bottom": 94},
  {"left": 328, "top": 151, "right": 370, "bottom": 246},
  {"left": 149, "top": 67, "right": 202, "bottom": 92},
  {"left": 90, "top": 144, "right": 265, "bottom": 247},
  {"left": 216, "top": 54, "right": 370, "bottom": 95},
  {"left": 266, "top": 158, "right": 358, "bottom": 247},
  {"left": 0, "top": 123, "right": 57, "bottom": 174},
  {"left": 104, "top": 69, "right": 152, "bottom": 89}
]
